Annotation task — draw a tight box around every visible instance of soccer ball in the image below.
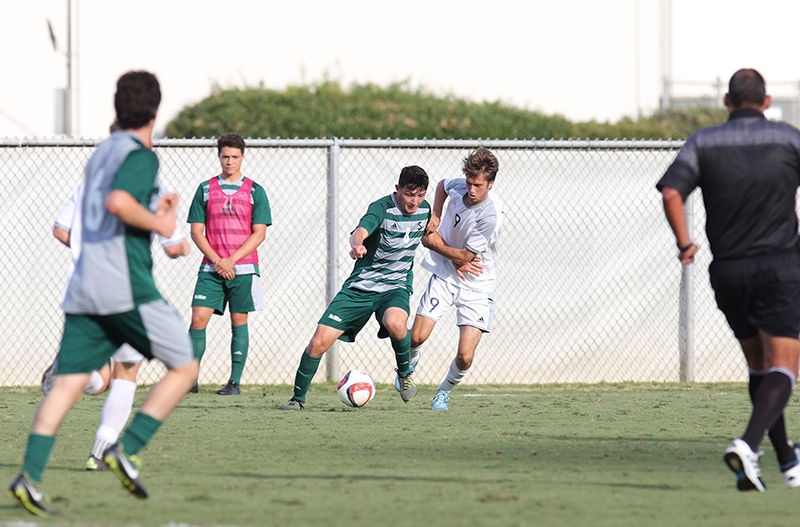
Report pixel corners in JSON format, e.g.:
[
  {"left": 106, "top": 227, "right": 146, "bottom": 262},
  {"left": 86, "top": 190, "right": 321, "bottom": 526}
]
[{"left": 337, "top": 369, "right": 376, "bottom": 407}]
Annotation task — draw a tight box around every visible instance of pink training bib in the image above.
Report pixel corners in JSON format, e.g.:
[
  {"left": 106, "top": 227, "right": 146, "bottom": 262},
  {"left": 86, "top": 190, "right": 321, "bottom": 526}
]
[{"left": 202, "top": 177, "right": 258, "bottom": 266}]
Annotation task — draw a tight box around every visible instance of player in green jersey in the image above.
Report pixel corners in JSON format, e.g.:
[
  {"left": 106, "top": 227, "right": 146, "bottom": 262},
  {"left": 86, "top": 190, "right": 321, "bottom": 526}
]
[
  {"left": 9, "top": 71, "right": 197, "bottom": 517},
  {"left": 279, "top": 165, "right": 430, "bottom": 410}
]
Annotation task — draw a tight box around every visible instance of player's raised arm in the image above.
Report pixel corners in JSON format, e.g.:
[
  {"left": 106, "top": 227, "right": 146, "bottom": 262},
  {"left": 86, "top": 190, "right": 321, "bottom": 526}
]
[
  {"left": 349, "top": 226, "right": 370, "bottom": 259},
  {"left": 425, "top": 179, "right": 447, "bottom": 235}
]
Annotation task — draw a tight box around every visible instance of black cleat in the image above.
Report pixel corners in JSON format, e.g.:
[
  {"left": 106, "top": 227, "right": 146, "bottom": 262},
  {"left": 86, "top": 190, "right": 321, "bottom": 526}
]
[
  {"left": 216, "top": 381, "right": 240, "bottom": 395},
  {"left": 8, "top": 472, "right": 59, "bottom": 517},
  {"left": 103, "top": 443, "right": 148, "bottom": 498},
  {"left": 188, "top": 382, "right": 199, "bottom": 393}
]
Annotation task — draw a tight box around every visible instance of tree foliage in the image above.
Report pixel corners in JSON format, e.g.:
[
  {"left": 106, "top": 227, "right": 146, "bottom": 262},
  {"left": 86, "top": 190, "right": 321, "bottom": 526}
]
[{"left": 164, "top": 81, "right": 729, "bottom": 140}]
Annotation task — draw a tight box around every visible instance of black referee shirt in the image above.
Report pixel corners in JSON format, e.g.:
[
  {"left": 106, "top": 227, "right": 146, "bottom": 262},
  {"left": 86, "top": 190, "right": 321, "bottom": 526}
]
[{"left": 657, "top": 109, "right": 800, "bottom": 260}]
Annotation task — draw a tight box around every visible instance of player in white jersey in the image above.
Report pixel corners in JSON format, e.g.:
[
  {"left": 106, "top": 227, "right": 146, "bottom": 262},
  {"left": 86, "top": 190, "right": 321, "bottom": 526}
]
[
  {"left": 44, "top": 178, "right": 190, "bottom": 470},
  {"left": 409, "top": 147, "right": 503, "bottom": 410}
]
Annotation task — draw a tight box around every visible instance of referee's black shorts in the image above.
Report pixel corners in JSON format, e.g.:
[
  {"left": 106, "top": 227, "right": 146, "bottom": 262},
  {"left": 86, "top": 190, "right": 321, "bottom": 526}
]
[{"left": 709, "top": 250, "right": 800, "bottom": 340}]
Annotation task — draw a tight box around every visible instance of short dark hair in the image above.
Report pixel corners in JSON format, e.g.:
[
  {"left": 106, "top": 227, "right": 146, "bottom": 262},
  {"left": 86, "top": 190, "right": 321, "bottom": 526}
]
[
  {"left": 217, "top": 132, "right": 246, "bottom": 155},
  {"left": 114, "top": 71, "right": 161, "bottom": 130},
  {"left": 728, "top": 68, "right": 766, "bottom": 108},
  {"left": 462, "top": 147, "right": 499, "bottom": 182},
  {"left": 398, "top": 165, "right": 429, "bottom": 190}
]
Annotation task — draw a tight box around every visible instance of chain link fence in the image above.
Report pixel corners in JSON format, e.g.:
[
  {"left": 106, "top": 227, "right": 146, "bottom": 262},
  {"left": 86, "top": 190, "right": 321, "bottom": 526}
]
[{"left": 0, "top": 138, "right": 744, "bottom": 388}]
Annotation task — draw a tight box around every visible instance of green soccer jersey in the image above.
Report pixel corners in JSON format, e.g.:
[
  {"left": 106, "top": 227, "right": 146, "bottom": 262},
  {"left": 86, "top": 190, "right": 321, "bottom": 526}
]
[
  {"left": 345, "top": 194, "right": 431, "bottom": 293},
  {"left": 63, "top": 131, "right": 162, "bottom": 314}
]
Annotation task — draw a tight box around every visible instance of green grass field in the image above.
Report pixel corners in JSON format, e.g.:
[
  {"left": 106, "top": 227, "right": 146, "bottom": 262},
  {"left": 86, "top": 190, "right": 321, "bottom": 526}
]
[{"left": 1, "top": 383, "right": 798, "bottom": 526}]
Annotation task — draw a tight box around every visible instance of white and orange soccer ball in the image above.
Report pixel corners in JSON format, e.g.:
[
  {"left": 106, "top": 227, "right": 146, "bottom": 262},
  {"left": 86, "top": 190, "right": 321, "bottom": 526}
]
[{"left": 337, "top": 369, "right": 376, "bottom": 407}]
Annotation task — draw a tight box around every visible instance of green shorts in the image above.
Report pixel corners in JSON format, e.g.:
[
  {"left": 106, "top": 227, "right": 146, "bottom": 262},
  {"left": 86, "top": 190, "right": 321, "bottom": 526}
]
[
  {"left": 192, "top": 272, "right": 264, "bottom": 315},
  {"left": 58, "top": 300, "right": 193, "bottom": 374},
  {"left": 319, "top": 286, "right": 410, "bottom": 343}
]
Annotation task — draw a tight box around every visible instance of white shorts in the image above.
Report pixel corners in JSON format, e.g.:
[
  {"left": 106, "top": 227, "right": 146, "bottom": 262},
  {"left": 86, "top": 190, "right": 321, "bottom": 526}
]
[
  {"left": 415, "top": 274, "right": 495, "bottom": 332},
  {"left": 112, "top": 343, "right": 144, "bottom": 364}
]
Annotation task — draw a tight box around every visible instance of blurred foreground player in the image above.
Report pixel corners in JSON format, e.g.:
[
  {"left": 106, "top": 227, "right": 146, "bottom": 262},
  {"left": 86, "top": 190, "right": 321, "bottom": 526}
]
[{"left": 9, "top": 70, "right": 198, "bottom": 516}]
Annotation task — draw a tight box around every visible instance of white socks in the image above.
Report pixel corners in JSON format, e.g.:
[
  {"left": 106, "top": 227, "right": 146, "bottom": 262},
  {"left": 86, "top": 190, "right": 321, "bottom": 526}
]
[
  {"left": 83, "top": 370, "right": 106, "bottom": 395},
  {"left": 438, "top": 358, "right": 469, "bottom": 392},
  {"left": 409, "top": 343, "right": 423, "bottom": 370},
  {"left": 91, "top": 379, "right": 137, "bottom": 458}
]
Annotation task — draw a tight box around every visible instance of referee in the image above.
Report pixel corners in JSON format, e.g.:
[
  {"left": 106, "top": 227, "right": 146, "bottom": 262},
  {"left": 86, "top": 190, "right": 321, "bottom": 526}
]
[{"left": 657, "top": 68, "right": 800, "bottom": 492}]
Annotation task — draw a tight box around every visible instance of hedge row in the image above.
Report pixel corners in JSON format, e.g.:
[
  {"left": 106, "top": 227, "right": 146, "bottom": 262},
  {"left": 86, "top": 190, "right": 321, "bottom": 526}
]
[{"left": 164, "top": 81, "right": 728, "bottom": 140}]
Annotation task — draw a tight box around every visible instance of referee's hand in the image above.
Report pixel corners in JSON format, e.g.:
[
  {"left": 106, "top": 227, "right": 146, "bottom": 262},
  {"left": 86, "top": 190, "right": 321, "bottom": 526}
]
[{"left": 678, "top": 243, "right": 698, "bottom": 265}]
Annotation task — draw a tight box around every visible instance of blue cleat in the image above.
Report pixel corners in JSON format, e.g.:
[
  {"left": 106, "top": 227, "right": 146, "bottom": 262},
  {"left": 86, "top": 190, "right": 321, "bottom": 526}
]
[{"left": 432, "top": 389, "right": 450, "bottom": 410}]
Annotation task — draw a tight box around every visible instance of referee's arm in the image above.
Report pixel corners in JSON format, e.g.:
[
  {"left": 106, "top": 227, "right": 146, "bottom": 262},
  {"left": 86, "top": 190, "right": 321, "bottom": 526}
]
[{"left": 661, "top": 186, "right": 698, "bottom": 265}]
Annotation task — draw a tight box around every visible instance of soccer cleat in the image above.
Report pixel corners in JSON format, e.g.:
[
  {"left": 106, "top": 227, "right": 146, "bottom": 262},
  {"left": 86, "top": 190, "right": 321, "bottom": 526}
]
[
  {"left": 724, "top": 439, "right": 766, "bottom": 492},
  {"left": 41, "top": 359, "right": 58, "bottom": 396},
  {"left": 216, "top": 381, "right": 240, "bottom": 395},
  {"left": 103, "top": 443, "right": 147, "bottom": 499},
  {"left": 781, "top": 442, "right": 800, "bottom": 488},
  {"left": 395, "top": 369, "right": 417, "bottom": 403},
  {"left": 394, "top": 360, "right": 419, "bottom": 392},
  {"left": 432, "top": 389, "right": 450, "bottom": 410},
  {"left": 85, "top": 454, "right": 107, "bottom": 471},
  {"left": 278, "top": 398, "right": 304, "bottom": 411},
  {"left": 188, "top": 382, "right": 199, "bottom": 394},
  {"left": 8, "top": 472, "right": 59, "bottom": 517}
]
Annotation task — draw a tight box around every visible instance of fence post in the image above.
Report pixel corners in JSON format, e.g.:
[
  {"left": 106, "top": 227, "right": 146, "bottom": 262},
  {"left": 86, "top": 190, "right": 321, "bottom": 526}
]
[
  {"left": 325, "top": 138, "right": 340, "bottom": 382},
  {"left": 678, "top": 192, "right": 695, "bottom": 382}
]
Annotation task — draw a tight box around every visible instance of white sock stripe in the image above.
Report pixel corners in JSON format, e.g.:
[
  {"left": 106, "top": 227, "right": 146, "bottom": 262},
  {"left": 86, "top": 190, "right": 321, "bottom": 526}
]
[{"left": 768, "top": 367, "right": 797, "bottom": 390}]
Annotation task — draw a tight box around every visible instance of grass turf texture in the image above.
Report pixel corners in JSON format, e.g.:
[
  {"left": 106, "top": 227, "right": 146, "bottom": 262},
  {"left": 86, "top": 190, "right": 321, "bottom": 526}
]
[{"left": 0, "top": 383, "right": 798, "bottom": 526}]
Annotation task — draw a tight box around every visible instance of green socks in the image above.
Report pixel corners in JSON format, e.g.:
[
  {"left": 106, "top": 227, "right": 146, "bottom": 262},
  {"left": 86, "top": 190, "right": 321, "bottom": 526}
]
[
  {"left": 292, "top": 352, "right": 322, "bottom": 403},
  {"left": 120, "top": 412, "right": 163, "bottom": 456},
  {"left": 189, "top": 328, "right": 206, "bottom": 363},
  {"left": 22, "top": 434, "right": 55, "bottom": 483},
  {"left": 391, "top": 331, "right": 412, "bottom": 376},
  {"left": 230, "top": 323, "right": 249, "bottom": 384}
]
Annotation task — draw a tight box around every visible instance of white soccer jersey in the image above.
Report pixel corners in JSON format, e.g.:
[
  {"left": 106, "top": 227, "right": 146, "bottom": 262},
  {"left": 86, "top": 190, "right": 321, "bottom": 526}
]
[
  {"left": 55, "top": 181, "right": 185, "bottom": 303},
  {"left": 421, "top": 178, "right": 503, "bottom": 294}
]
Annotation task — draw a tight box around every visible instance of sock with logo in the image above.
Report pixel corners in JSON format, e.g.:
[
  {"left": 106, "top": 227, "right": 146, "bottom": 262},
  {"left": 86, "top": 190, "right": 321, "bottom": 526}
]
[
  {"left": 230, "top": 323, "right": 248, "bottom": 384},
  {"left": 391, "top": 331, "right": 412, "bottom": 376},
  {"left": 438, "top": 358, "right": 469, "bottom": 392},
  {"left": 292, "top": 351, "right": 321, "bottom": 403},
  {"left": 21, "top": 434, "right": 56, "bottom": 483},
  {"left": 742, "top": 368, "right": 795, "bottom": 452},
  {"left": 119, "top": 412, "right": 162, "bottom": 456},
  {"left": 749, "top": 369, "right": 795, "bottom": 465}
]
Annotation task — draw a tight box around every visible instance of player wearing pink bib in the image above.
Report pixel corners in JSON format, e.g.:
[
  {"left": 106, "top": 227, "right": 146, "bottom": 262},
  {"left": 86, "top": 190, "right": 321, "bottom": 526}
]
[{"left": 188, "top": 133, "right": 272, "bottom": 395}]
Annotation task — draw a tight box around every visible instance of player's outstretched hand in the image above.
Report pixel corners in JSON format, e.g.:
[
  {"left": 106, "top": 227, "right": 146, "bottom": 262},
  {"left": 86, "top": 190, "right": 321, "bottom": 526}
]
[{"left": 456, "top": 257, "right": 484, "bottom": 280}]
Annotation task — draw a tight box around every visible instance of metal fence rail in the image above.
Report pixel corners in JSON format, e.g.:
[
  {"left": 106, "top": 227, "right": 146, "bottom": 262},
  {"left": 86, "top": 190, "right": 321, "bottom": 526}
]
[{"left": 0, "top": 138, "right": 741, "bottom": 387}]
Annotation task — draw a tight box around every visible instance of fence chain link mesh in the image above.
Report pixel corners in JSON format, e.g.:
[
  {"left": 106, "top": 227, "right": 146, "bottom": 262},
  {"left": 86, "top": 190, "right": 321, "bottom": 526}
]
[{"left": 0, "top": 138, "right": 744, "bottom": 387}]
